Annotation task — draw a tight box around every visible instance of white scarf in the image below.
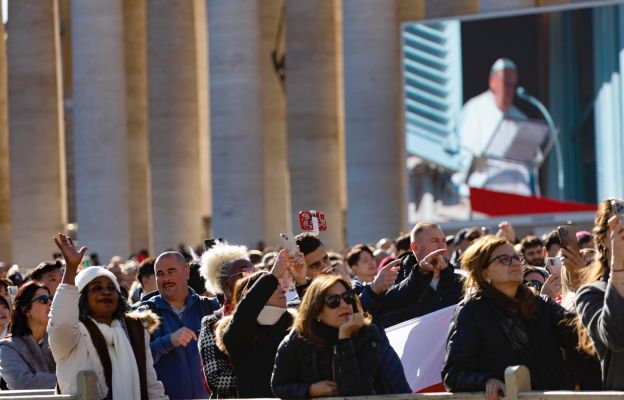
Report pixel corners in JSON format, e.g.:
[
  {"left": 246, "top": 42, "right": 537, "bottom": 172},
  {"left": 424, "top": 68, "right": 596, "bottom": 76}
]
[
  {"left": 92, "top": 319, "right": 141, "bottom": 400},
  {"left": 257, "top": 305, "right": 286, "bottom": 325}
]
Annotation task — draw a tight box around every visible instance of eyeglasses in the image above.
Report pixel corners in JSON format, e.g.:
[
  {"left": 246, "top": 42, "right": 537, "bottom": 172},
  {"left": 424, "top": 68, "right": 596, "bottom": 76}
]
[
  {"left": 487, "top": 254, "right": 524, "bottom": 267},
  {"left": 525, "top": 279, "right": 543, "bottom": 290},
  {"left": 29, "top": 295, "right": 53, "bottom": 306},
  {"left": 323, "top": 289, "right": 356, "bottom": 309},
  {"left": 466, "top": 234, "right": 481, "bottom": 241}
]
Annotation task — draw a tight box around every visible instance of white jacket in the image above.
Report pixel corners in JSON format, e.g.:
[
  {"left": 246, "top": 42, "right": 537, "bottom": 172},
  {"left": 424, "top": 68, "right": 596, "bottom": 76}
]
[{"left": 48, "top": 284, "right": 167, "bottom": 399}]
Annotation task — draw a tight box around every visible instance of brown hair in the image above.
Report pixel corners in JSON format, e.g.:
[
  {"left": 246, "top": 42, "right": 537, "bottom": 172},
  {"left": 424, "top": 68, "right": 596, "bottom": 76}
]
[
  {"left": 214, "top": 271, "right": 268, "bottom": 353},
  {"left": 293, "top": 274, "right": 371, "bottom": 349},
  {"left": 461, "top": 235, "right": 538, "bottom": 320},
  {"left": 575, "top": 199, "right": 618, "bottom": 355},
  {"left": 10, "top": 281, "right": 49, "bottom": 337}
]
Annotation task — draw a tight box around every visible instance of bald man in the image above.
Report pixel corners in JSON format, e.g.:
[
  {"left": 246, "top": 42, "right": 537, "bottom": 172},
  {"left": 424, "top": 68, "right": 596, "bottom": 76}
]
[{"left": 140, "top": 252, "right": 219, "bottom": 399}]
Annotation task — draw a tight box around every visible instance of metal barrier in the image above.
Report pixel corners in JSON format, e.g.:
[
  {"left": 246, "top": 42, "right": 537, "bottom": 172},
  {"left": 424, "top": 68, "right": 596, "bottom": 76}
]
[{"left": 0, "top": 371, "right": 97, "bottom": 400}]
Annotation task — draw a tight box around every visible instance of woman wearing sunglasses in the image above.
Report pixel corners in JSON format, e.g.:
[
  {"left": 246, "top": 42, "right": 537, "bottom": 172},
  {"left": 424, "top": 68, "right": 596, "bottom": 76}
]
[
  {"left": 442, "top": 236, "right": 579, "bottom": 400},
  {"left": 272, "top": 274, "right": 388, "bottom": 398},
  {"left": 214, "top": 249, "right": 298, "bottom": 398},
  {"left": 0, "top": 281, "right": 56, "bottom": 389},
  {"left": 48, "top": 234, "right": 167, "bottom": 399}
]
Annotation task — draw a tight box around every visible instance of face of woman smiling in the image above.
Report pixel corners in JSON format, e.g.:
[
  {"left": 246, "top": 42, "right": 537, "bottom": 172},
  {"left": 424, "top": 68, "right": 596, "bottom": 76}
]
[{"left": 86, "top": 276, "right": 119, "bottom": 324}]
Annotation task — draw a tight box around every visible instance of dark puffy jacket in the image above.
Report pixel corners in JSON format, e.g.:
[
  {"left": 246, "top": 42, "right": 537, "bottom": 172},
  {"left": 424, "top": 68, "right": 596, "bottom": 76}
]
[
  {"left": 376, "top": 253, "right": 463, "bottom": 327},
  {"left": 222, "top": 273, "right": 293, "bottom": 398},
  {"left": 272, "top": 324, "right": 391, "bottom": 398},
  {"left": 442, "top": 289, "right": 577, "bottom": 392},
  {"left": 576, "top": 279, "right": 624, "bottom": 390}
]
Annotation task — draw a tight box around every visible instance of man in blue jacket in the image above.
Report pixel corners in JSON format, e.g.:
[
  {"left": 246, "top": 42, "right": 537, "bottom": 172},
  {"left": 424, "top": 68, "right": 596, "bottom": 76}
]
[{"left": 140, "top": 252, "right": 219, "bottom": 399}]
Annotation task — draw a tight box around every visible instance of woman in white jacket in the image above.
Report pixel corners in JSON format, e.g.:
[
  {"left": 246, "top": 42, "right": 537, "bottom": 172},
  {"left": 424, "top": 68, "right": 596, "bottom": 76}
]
[{"left": 48, "top": 233, "right": 167, "bottom": 400}]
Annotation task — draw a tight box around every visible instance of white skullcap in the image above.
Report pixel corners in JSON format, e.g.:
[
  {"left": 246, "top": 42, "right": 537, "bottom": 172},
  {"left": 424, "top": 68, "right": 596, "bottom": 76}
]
[
  {"left": 490, "top": 58, "right": 517, "bottom": 75},
  {"left": 75, "top": 266, "right": 121, "bottom": 293}
]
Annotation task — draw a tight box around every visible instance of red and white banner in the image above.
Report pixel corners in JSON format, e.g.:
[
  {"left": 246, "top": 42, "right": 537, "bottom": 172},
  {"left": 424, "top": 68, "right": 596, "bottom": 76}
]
[{"left": 385, "top": 305, "right": 456, "bottom": 393}]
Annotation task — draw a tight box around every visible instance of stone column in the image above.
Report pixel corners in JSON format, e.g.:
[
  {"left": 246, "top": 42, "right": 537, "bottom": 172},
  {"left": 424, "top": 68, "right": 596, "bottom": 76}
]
[
  {"left": 343, "top": 0, "right": 406, "bottom": 245},
  {"left": 7, "top": 0, "right": 66, "bottom": 267},
  {"left": 148, "top": 0, "right": 202, "bottom": 252},
  {"left": 72, "top": 0, "right": 130, "bottom": 261},
  {"left": 207, "top": 0, "right": 265, "bottom": 247},
  {"left": 0, "top": 5, "right": 11, "bottom": 262},
  {"left": 286, "top": 0, "right": 344, "bottom": 249},
  {"left": 123, "top": 0, "right": 152, "bottom": 254},
  {"left": 260, "top": 0, "right": 290, "bottom": 245}
]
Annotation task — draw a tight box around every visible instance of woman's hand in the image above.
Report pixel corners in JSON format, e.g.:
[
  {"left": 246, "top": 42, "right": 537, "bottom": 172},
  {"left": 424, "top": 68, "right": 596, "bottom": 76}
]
[
  {"left": 484, "top": 378, "right": 505, "bottom": 400},
  {"left": 560, "top": 247, "right": 583, "bottom": 289},
  {"left": 308, "top": 380, "right": 338, "bottom": 397},
  {"left": 271, "top": 249, "right": 290, "bottom": 280},
  {"left": 54, "top": 233, "right": 87, "bottom": 286},
  {"left": 540, "top": 273, "right": 562, "bottom": 300},
  {"left": 338, "top": 312, "right": 365, "bottom": 339}
]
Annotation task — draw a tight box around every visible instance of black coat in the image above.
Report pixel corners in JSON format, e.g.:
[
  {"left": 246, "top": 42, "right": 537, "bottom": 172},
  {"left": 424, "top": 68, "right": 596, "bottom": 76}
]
[
  {"left": 223, "top": 274, "right": 293, "bottom": 398},
  {"left": 442, "top": 288, "right": 578, "bottom": 392},
  {"left": 271, "top": 323, "right": 383, "bottom": 398},
  {"left": 376, "top": 253, "right": 463, "bottom": 327}
]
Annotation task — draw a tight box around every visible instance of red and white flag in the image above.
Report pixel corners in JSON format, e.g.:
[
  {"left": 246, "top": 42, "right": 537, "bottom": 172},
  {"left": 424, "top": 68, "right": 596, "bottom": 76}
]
[{"left": 385, "top": 305, "right": 456, "bottom": 393}]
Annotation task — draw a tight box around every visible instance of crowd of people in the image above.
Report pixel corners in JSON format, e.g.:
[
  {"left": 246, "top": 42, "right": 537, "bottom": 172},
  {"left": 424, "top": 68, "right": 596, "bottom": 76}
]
[{"left": 0, "top": 198, "right": 622, "bottom": 399}]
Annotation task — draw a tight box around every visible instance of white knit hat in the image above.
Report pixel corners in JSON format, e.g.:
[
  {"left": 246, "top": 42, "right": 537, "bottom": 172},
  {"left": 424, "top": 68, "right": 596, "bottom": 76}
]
[{"left": 75, "top": 266, "right": 121, "bottom": 293}]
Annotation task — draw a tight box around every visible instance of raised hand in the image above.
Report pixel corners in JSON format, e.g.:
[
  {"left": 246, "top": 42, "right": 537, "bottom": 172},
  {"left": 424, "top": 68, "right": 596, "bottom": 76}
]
[
  {"left": 540, "top": 273, "right": 562, "bottom": 300},
  {"left": 370, "top": 259, "right": 401, "bottom": 295},
  {"left": 53, "top": 233, "right": 87, "bottom": 271},
  {"left": 288, "top": 250, "right": 308, "bottom": 285},
  {"left": 496, "top": 221, "right": 516, "bottom": 243},
  {"left": 271, "top": 249, "right": 290, "bottom": 280},
  {"left": 338, "top": 312, "right": 365, "bottom": 339},
  {"left": 608, "top": 215, "right": 624, "bottom": 297},
  {"left": 418, "top": 248, "right": 448, "bottom": 278}
]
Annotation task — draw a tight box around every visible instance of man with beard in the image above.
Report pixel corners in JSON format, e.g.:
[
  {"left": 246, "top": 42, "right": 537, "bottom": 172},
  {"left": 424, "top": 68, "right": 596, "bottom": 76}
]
[
  {"left": 519, "top": 235, "right": 546, "bottom": 267},
  {"left": 141, "top": 252, "right": 219, "bottom": 399}
]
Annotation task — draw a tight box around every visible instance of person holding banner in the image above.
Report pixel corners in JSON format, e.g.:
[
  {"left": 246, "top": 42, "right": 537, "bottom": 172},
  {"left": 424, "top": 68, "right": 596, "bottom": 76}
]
[
  {"left": 442, "top": 236, "right": 578, "bottom": 400},
  {"left": 271, "top": 275, "right": 406, "bottom": 397}
]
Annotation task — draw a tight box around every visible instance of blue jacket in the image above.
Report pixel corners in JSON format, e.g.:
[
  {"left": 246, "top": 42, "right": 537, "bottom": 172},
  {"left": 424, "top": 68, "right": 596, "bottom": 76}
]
[{"left": 140, "top": 288, "right": 219, "bottom": 399}]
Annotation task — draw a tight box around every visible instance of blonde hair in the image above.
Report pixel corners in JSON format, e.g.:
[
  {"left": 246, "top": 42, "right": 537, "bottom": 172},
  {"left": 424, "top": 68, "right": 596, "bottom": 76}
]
[{"left": 200, "top": 241, "right": 249, "bottom": 294}]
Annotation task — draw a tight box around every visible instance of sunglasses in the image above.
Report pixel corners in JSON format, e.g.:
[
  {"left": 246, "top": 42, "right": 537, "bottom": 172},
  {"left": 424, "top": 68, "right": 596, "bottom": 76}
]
[
  {"left": 227, "top": 267, "right": 256, "bottom": 279},
  {"left": 525, "top": 279, "right": 543, "bottom": 290},
  {"left": 323, "top": 289, "right": 356, "bottom": 309},
  {"left": 29, "top": 295, "right": 53, "bottom": 306},
  {"left": 487, "top": 254, "right": 524, "bottom": 267}
]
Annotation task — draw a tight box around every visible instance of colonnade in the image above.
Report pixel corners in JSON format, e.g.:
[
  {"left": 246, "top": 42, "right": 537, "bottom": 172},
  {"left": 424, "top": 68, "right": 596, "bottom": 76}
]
[{"left": 0, "top": 0, "right": 407, "bottom": 267}]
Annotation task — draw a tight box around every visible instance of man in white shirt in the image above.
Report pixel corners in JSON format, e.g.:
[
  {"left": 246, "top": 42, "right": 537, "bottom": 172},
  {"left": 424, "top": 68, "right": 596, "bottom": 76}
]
[{"left": 455, "top": 58, "right": 535, "bottom": 196}]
